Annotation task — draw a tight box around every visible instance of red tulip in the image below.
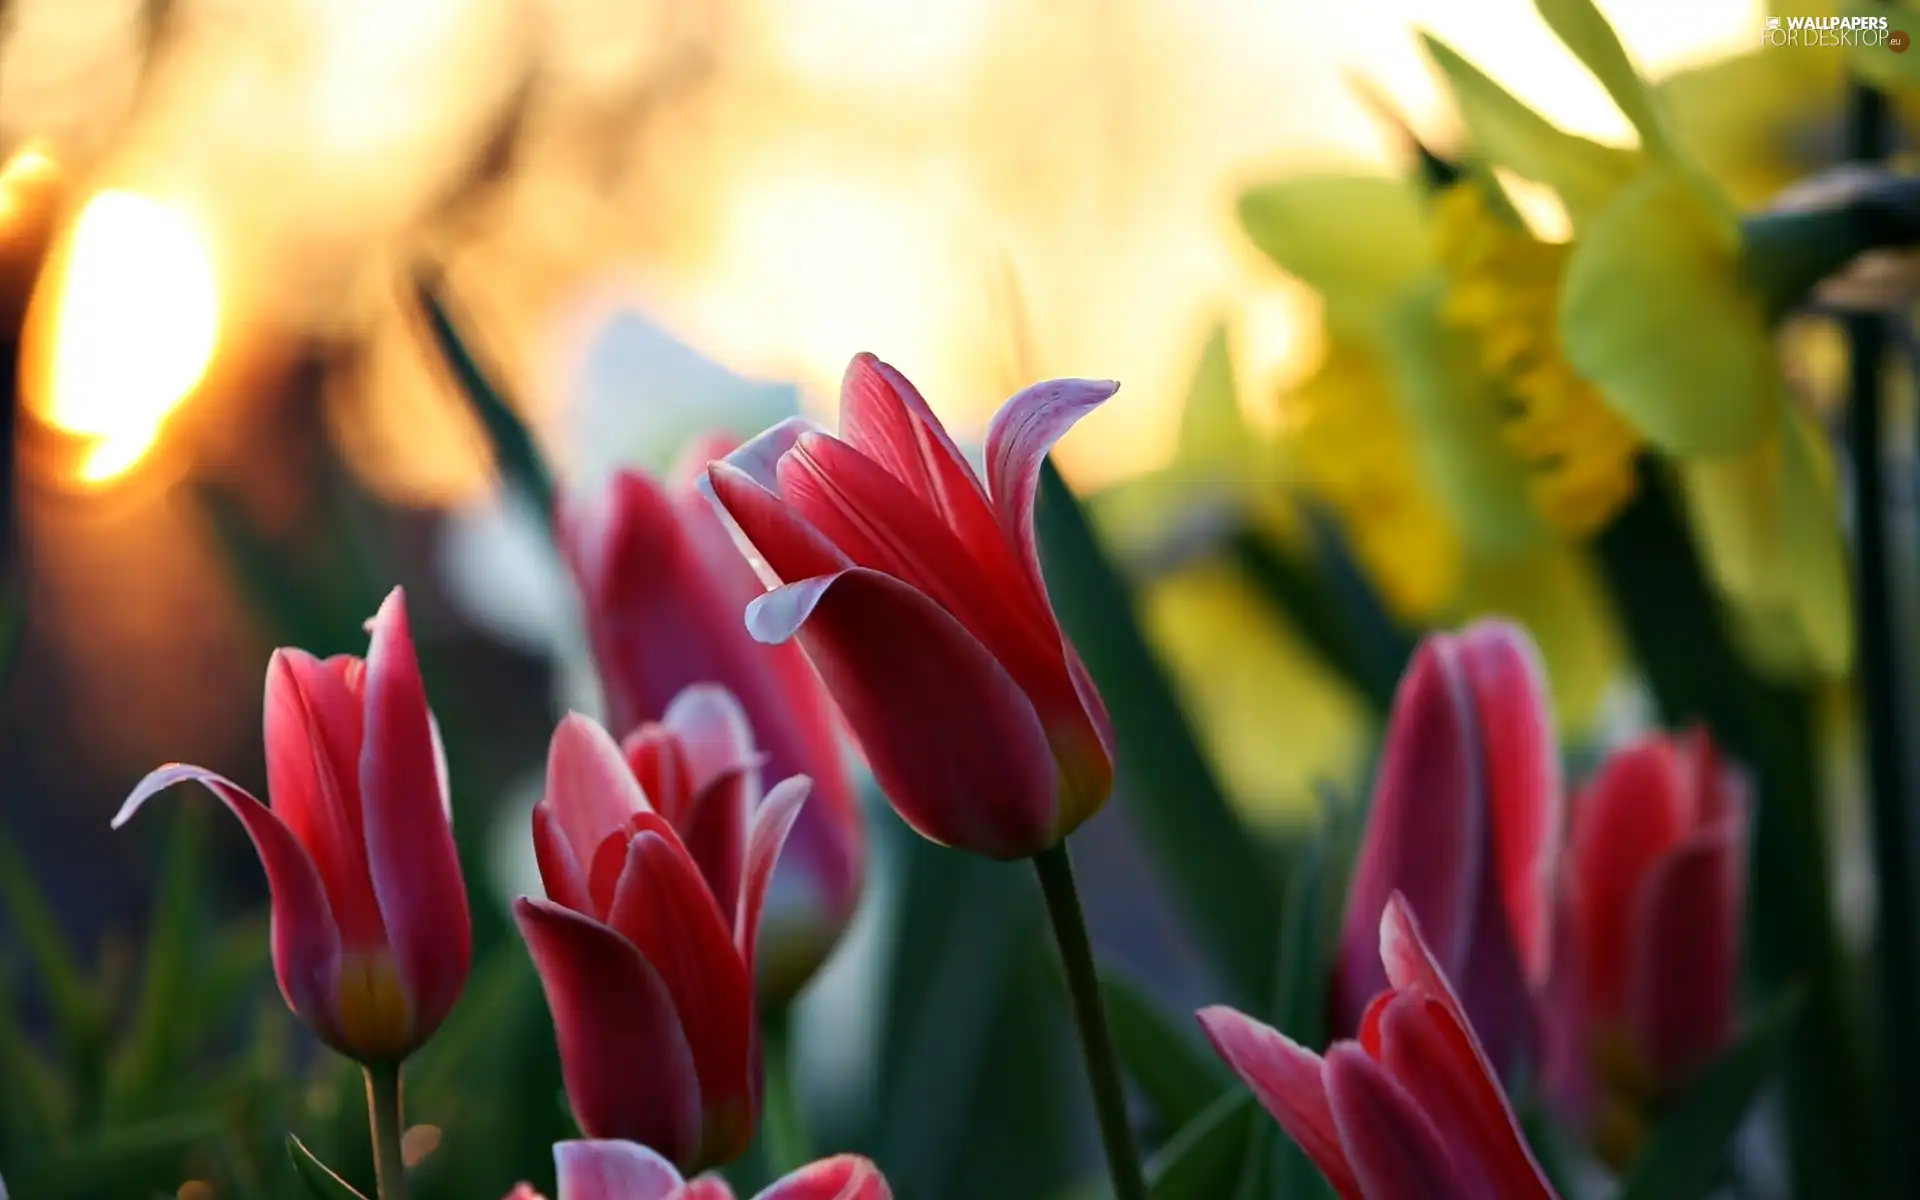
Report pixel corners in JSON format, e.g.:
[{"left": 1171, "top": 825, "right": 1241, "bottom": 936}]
[
  {"left": 516, "top": 699, "right": 809, "bottom": 1172},
  {"left": 1540, "top": 730, "right": 1747, "bottom": 1163},
  {"left": 505, "top": 1140, "right": 890, "bottom": 1200},
  {"left": 702, "top": 353, "right": 1117, "bottom": 859},
  {"left": 1199, "top": 894, "right": 1560, "bottom": 1200},
  {"left": 112, "top": 589, "right": 469, "bottom": 1064},
  {"left": 1334, "top": 620, "right": 1561, "bottom": 1077},
  {"left": 560, "top": 437, "right": 862, "bottom": 1001}
]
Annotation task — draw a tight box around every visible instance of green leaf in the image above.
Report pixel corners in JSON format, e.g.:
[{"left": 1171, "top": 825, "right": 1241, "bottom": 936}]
[
  {"left": 1237, "top": 177, "right": 1433, "bottom": 332},
  {"left": 412, "top": 266, "right": 557, "bottom": 524},
  {"left": 288, "top": 1134, "right": 372, "bottom": 1200},
  {"left": 1531, "top": 0, "right": 1675, "bottom": 161},
  {"left": 1616, "top": 991, "right": 1804, "bottom": 1200},
  {"left": 0, "top": 965, "right": 71, "bottom": 1148},
  {"left": 0, "top": 820, "right": 106, "bottom": 1059},
  {"left": 1419, "top": 34, "right": 1636, "bottom": 224},
  {"left": 1146, "top": 1091, "right": 1256, "bottom": 1199},
  {"left": 104, "top": 801, "right": 211, "bottom": 1115},
  {"left": 1036, "top": 461, "right": 1282, "bottom": 1005},
  {"left": 1101, "top": 969, "right": 1233, "bottom": 1131}
]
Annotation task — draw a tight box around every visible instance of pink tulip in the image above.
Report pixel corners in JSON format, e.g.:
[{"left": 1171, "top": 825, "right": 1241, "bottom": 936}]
[
  {"left": 702, "top": 353, "right": 1117, "bottom": 859},
  {"left": 1334, "top": 620, "right": 1561, "bottom": 1077},
  {"left": 504, "top": 1140, "right": 890, "bottom": 1200},
  {"left": 1199, "top": 894, "right": 1560, "bottom": 1200},
  {"left": 516, "top": 696, "right": 808, "bottom": 1172},
  {"left": 560, "top": 439, "right": 862, "bottom": 1001},
  {"left": 112, "top": 589, "right": 470, "bottom": 1064},
  {"left": 1540, "top": 730, "right": 1747, "bottom": 1162}
]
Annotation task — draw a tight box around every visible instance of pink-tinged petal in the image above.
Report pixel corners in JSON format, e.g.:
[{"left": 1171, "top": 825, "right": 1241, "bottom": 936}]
[
  {"left": 606, "top": 832, "right": 756, "bottom": 1155},
  {"left": 533, "top": 801, "right": 594, "bottom": 915},
  {"left": 1374, "top": 994, "right": 1558, "bottom": 1199},
  {"left": 1452, "top": 622, "right": 1563, "bottom": 985},
  {"left": 1196, "top": 1007, "right": 1361, "bottom": 1200},
  {"left": 514, "top": 899, "right": 702, "bottom": 1162},
  {"left": 500, "top": 1185, "right": 543, "bottom": 1200},
  {"left": 737, "top": 775, "right": 811, "bottom": 969},
  {"left": 554, "top": 1139, "right": 686, "bottom": 1200},
  {"left": 745, "top": 569, "right": 1059, "bottom": 859},
  {"left": 1568, "top": 740, "right": 1693, "bottom": 1023},
  {"left": 547, "top": 714, "right": 653, "bottom": 876},
  {"left": 1323, "top": 1045, "right": 1467, "bottom": 1200},
  {"left": 837, "top": 354, "right": 1012, "bottom": 583},
  {"left": 1336, "top": 643, "right": 1483, "bottom": 1035},
  {"left": 718, "top": 417, "right": 820, "bottom": 496},
  {"left": 359, "top": 588, "right": 470, "bottom": 1041},
  {"left": 113, "top": 766, "right": 343, "bottom": 1048},
  {"left": 265, "top": 648, "right": 386, "bottom": 949},
  {"left": 981, "top": 376, "right": 1120, "bottom": 611},
  {"left": 625, "top": 723, "right": 698, "bottom": 830},
  {"left": 1627, "top": 824, "right": 1745, "bottom": 1083},
  {"left": 754, "top": 1154, "right": 892, "bottom": 1200},
  {"left": 683, "top": 1179, "right": 738, "bottom": 1200},
  {"left": 705, "top": 461, "right": 854, "bottom": 591},
  {"left": 1454, "top": 850, "right": 1538, "bottom": 1080},
  {"left": 587, "top": 810, "right": 685, "bottom": 920},
  {"left": 662, "top": 684, "right": 760, "bottom": 798},
  {"left": 679, "top": 767, "right": 753, "bottom": 921}
]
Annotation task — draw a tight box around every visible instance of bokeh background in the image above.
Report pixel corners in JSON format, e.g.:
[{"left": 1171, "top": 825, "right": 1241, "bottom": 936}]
[{"left": 0, "top": 0, "right": 1877, "bottom": 1196}]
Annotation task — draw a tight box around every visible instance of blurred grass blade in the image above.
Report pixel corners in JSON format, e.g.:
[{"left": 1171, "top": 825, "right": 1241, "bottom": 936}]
[
  {"left": 288, "top": 1134, "right": 371, "bottom": 1200},
  {"left": 196, "top": 482, "right": 358, "bottom": 654},
  {"left": 1616, "top": 990, "right": 1804, "bottom": 1200},
  {"left": 1036, "top": 460, "right": 1282, "bottom": 1003},
  {"left": 1101, "top": 969, "right": 1232, "bottom": 1131},
  {"left": 1270, "top": 796, "right": 1345, "bottom": 1200},
  {"left": 104, "top": 801, "right": 210, "bottom": 1115},
  {"left": 1145, "top": 1091, "right": 1255, "bottom": 1200},
  {"left": 0, "top": 819, "right": 105, "bottom": 1058},
  {"left": 411, "top": 267, "right": 556, "bottom": 524},
  {"left": 0, "top": 968, "right": 71, "bottom": 1145}
]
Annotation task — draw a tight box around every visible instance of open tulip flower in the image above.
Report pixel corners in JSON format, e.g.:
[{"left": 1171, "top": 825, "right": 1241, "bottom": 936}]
[
  {"left": 515, "top": 693, "right": 809, "bottom": 1173},
  {"left": 504, "top": 1140, "right": 890, "bottom": 1200},
  {"left": 1334, "top": 619, "right": 1561, "bottom": 1078},
  {"left": 1201, "top": 893, "right": 1560, "bottom": 1200},
  {"left": 702, "top": 352, "right": 1117, "bottom": 860},
  {"left": 111, "top": 588, "right": 469, "bottom": 1066},
  {"left": 560, "top": 438, "right": 864, "bottom": 1003},
  {"left": 1541, "top": 730, "right": 1748, "bottom": 1168}
]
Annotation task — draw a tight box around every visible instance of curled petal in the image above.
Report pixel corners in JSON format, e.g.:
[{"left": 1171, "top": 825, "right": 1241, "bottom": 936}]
[
  {"left": 745, "top": 569, "right": 1058, "bottom": 858},
  {"left": 553, "top": 1139, "right": 686, "bottom": 1200},
  {"left": 515, "top": 899, "right": 702, "bottom": 1163},
  {"left": 754, "top": 1154, "right": 892, "bottom": 1200},
  {"left": 1197, "top": 1007, "right": 1360, "bottom": 1200},
  {"left": 360, "top": 588, "right": 470, "bottom": 1041},
  {"left": 113, "top": 766, "right": 343, "bottom": 1049},
  {"left": 1324, "top": 1045, "right": 1465, "bottom": 1200},
  {"left": 738, "top": 775, "right": 811, "bottom": 969},
  {"left": 662, "top": 684, "right": 760, "bottom": 798}
]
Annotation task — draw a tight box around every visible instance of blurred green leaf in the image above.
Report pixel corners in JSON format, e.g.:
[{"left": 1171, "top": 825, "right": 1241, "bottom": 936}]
[
  {"left": 0, "top": 820, "right": 106, "bottom": 1061},
  {"left": 105, "top": 801, "right": 211, "bottom": 1116},
  {"left": 1145, "top": 1091, "right": 1255, "bottom": 1200},
  {"left": 1531, "top": 0, "right": 1676, "bottom": 162},
  {"left": 1236, "top": 177, "right": 1433, "bottom": 332},
  {"left": 412, "top": 267, "right": 556, "bottom": 525},
  {"left": 16, "top": 1111, "right": 231, "bottom": 1194},
  {"left": 1101, "top": 969, "right": 1232, "bottom": 1133},
  {"left": 195, "top": 483, "right": 363, "bottom": 655},
  {"left": 288, "top": 1134, "right": 372, "bottom": 1200},
  {"left": 1617, "top": 991, "right": 1803, "bottom": 1200},
  {"left": 0, "top": 966, "right": 71, "bottom": 1148},
  {"left": 1036, "top": 460, "right": 1282, "bottom": 1005},
  {"left": 1269, "top": 796, "right": 1344, "bottom": 1200}
]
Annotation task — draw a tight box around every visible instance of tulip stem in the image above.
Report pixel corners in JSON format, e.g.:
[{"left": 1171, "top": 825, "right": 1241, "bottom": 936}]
[
  {"left": 1033, "top": 842, "right": 1148, "bottom": 1200},
  {"left": 762, "top": 1009, "right": 811, "bottom": 1175},
  {"left": 364, "top": 1061, "right": 410, "bottom": 1200}
]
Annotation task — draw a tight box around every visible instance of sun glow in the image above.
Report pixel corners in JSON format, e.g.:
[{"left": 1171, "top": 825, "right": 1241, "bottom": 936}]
[{"left": 26, "top": 190, "right": 219, "bottom": 484}]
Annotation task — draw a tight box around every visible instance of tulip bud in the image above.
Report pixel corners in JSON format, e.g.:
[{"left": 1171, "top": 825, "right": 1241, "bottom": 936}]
[{"left": 504, "top": 1140, "right": 890, "bottom": 1200}]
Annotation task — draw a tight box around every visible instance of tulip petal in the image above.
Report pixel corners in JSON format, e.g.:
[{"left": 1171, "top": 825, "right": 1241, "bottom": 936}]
[
  {"left": 533, "top": 801, "right": 594, "bottom": 915},
  {"left": 113, "top": 765, "right": 342, "bottom": 1046},
  {"left": 359, "top": 588, "right": 470, "bottom": 1035},
  {"left": 554, "top": 1139, "right": 686, "bottom": 1200},
  {"left": 683, "top": 1180, "right": 738, "bottom": 1200},
  {"left": 548, "top": 714, "right": 654, "bottom": 879},
  {"left": 587, "top": 809, "right": 685, "bottom": 920},
  {"left": 515, "top": 899, "right": 702, "bottom": 1160},
  {"left": 1337, "top": 643, "right": 1484, "bottom": 1033},
  {"left": 705, "top": 461, "right": 854, "bottom": 590},
  {"left": 1196, "top": 1007, "right": 1361, "bottom": 1200},
  {"left": 1452, "top": 622, "right": 1563, "bottom": 984},
  {"left": 1567, "top": 739, "right": 1692, "bottom": 1022},
  {"left": 679, "top": 767, "right": 752, "bottom": 922},
  {"left": 737, "top": 775, "right": 810, "bottom": 968},
  {"left": 1374, "top": 993, "right": 1556, "bottom": 1199},
  {"left": 754, "top": 1154, "right": 892, "bottom": 1200},
  {"left": 607, "top": 831, "right": 755, "bottom": 1141},
  {"left": 624, "top": 724, "right": 699, "bottom": 830},
  {"left": 501, "top": 1185, "right": 543, "bottom": 1200},
  {"left": 1324, "top": 1043, "right": 1466, "bottom": 1199},
  {"left": 745, "top": 568, "right": 1058, "bottom": 858},
  {"left": 265, "top": 647, "right": 385, "bottom": 948},
  {"left": 1627, "top": 824, "right": 1744, "bottom": 1082}
]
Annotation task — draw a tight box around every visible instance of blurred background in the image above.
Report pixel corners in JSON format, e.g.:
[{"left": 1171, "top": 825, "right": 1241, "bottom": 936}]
[{"left": 0, "top": 0, "right": 1859, "bottom": 1196}]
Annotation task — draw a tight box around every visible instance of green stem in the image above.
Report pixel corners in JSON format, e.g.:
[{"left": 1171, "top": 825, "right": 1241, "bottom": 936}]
[
  {"left": 1033, "top": 842, "right": 1148, "bottom": 1200},
  {"left": 761, "top": 1008, "right": 810, "bottom": 1175},
  {"left": 364, "top": 1061, "right": 410, "bottom": 1200}
]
